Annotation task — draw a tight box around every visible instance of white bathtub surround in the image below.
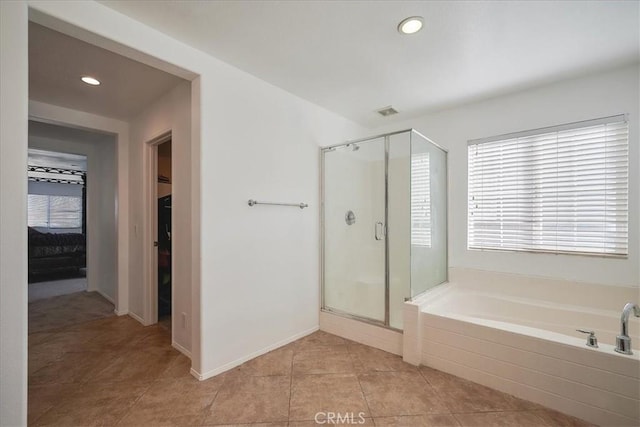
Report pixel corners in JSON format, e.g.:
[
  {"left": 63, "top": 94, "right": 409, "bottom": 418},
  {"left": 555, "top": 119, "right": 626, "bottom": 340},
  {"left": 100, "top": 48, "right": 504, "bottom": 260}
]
[
  {"left": 319, "top": 311, "right": 402, "bottom": 356},
  {"left": 409, "top": 268, "right": 640, "bottom": 426}
]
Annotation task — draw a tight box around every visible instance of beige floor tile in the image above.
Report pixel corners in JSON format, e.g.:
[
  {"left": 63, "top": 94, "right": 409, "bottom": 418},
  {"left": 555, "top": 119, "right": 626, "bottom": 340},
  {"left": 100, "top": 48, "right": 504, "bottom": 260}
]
[
  {"left": 28, "top": 332, "right": 56, "bottom": 349},
  {"left": 66, "top": 314, "right": 141, "bottom": 334},
  {"left": 33, "top": 381, "right": 150, "bottom": 426},
  {"left": 209, "top": 423, "right": 288, "bottom": 427},
  {"left": 374, "top": 414, "right": 461, "bottom": 426},
  {"left": 129, "top": 378, "right": 222, "bottom": 413},
  {"left": 89, "top": 347, "right": 179, "bottom": 384},
  {"left": 29, "top": 329, "right": 99, "bottom": 354},
  {"left": 226, "top": 346, "right": 294, "bottom": 377},
  {"left": 453, "top": 411, "right": 548, "bottom": 427},
  {"left": 359, "top": 371, "right": 448, "bottom": 417},
  {"left": 156, "top": 353, "right": 194, "bottom": 381},
  {"left": 29, "top": 291, "right": 115, "bottom": 333},
  {"left": 290, "top": 418, "right": 374, "bottom": 426},
  {"left": 29, "top": 350, "right": 117, "bottom": 385},
  {"left": 419, "top": 366, "right": 529, "bottom": 413},
  {"left": 289, "top": 373, "right": 369, "bottom": 421},
  {"left": 117, "top": 411, "right": 206, "bottom": 426},
  {"left": 27, "top": 293, "right": 583, "bottom": 427},
  {"left": 293, "top": 348, "right": 354, "bottom": 375},
  {"left": 205, "top": 376, "right": 290, "bottom": 424},
  {"left": 127, "top": 327, "right": 173, "bottom": 351},
  {"left": 348, "top": 343, "right": 417, "bottom": 373},
  {"left": 418, "top": 366, "right": 461, "bottom": 388},
  {"left": 28, "top": 350, "right": 64, "bottom": 376},
  {"left": 532, "top": 409, "right": 596, "bottom": 427},
  {"left": 28, "top": 383, "right": 78, "bottom": 425},
  {"left": 293, "top": 330, "right": 350, "bottom": 352},
  {"left": 220, "top": 373, "right": 291, "bottom": 395},
  {"left": 117, "top": 378, "right": 223, "bottom": 425},
  {"left": 79, "top": 324, "right": 158, "bottom": 352}
]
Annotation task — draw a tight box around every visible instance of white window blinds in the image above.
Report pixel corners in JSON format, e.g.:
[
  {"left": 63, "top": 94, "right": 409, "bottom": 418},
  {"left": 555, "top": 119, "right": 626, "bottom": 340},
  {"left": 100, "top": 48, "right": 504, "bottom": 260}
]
[
  {"left": 27, "top": 195, "right": 49, "bottom": 228},
  {"left": 28, "top": 195, "right": 82, "bottom": 229},
  {"left": 49, "top": 196, "right": 82, "bottom": 228},
  {"left": 411, "top": 152, "right": 431, "bottom": 247},
  {"left": 468, "top": 115, "right": 628, "bottom": 257}
]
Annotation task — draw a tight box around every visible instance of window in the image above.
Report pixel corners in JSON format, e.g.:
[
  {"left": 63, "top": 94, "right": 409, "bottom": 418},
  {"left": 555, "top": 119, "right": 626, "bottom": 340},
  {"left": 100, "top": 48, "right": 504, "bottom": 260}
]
[
  {"left": 468, "top": 115, "right": 628, "bottom": 257},
  {"left": 28, "top": 195, "right": 82, "bottom": 229},
  {"left": 411, "top": 152, "right": 431, "bottom": 247},
  {"left": 27, "top": 195, "right": 49, "bottom": 227}
]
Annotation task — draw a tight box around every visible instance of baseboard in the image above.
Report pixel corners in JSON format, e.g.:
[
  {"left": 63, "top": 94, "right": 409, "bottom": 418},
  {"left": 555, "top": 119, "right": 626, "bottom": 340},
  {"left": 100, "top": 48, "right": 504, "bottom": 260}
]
[
  {"left": 195, "top": 326, "right": 319, "bottom": 381},
  {"left": 189, "top": 368, "right": 205, "bottom": 381},
  {"left": 190, "top": 367, "right": 204, "bottom": 380},
  {"left": 113, "top": 308, "right": 127, "bottom": 316},
  {"left": 172, "top": 341, "right": 191, "bottom": 359},
  {"left": 128, "top": 311, "right": 145, "bottom": 325}
]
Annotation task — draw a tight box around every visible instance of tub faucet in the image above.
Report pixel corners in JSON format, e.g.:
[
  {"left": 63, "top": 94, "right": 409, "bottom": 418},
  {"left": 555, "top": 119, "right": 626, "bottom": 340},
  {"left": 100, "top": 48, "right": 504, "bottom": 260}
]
[{"left": 615, "top": 302, "right": 640, "bottom": 355}]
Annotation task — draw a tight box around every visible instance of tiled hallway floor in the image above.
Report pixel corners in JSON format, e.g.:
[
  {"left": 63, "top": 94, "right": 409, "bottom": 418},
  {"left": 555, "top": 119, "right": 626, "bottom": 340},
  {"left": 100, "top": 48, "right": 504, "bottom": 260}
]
[
  {"left": 29, "top": 291, "right": 114, "bottom": 333},
  {"left": 29, "top": 316, "right": 594, "bottom": 426}
]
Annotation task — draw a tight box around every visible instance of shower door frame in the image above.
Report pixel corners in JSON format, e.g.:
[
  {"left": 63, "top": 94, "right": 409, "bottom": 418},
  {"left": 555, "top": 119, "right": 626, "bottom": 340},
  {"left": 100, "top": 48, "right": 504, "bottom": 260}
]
[{"left": 320, "top": 128, "right": 448, "bottom": 331}]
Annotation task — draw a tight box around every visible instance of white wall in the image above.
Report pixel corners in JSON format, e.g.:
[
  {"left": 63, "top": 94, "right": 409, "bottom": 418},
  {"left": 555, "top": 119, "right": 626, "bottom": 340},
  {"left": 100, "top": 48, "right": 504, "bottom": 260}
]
[
  {"left": 128, "top": 81, "right": 192, "bottom": 353},
  {"left": 197, "top": 54, "right": 364, "bottom": 377},
  {"left": 0, "top": 2, "right": 28, "bottom": 424},
  {"left": 29, "top": 122, "right": 118, "bottom": 302},
  {"left": 374, "top": 64, "right": 640, "bottom": 287},
  {"left": 95, "top": 139, "right": 117, "bottom": 299}
]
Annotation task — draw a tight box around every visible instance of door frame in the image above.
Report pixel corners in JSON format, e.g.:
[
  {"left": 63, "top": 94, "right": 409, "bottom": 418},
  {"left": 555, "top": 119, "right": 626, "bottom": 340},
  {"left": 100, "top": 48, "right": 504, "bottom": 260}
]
[{"left": 142, "top": 130, "right": 172, "bottom": 326}]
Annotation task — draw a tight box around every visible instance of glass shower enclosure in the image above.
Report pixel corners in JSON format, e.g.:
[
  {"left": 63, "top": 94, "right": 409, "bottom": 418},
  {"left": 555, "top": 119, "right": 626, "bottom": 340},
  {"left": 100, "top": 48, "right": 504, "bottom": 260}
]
[{"left": 321, "top": 129, "right": 447, "bottom": 330}]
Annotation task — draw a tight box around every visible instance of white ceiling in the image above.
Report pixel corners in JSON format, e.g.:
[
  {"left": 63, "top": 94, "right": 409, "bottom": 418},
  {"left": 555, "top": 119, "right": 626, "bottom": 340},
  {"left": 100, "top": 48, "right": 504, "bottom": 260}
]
[
  {"left": 28, "top": 148, "right": 87, "bottom": 172},
  {"left": 29, "top": 22, "right": 185, "bottom": 121},
  {"left": 99, "top": 1, "right": 639, "bottom": 127},
  {"left": 29, "top": 120, "right": 116, "bottom": 172},
  {"left": 28, "top": 138, "right": 88, "bottom": 172},
  {"left": 29, "top": 120, "right": 114, "bottom": 148}
]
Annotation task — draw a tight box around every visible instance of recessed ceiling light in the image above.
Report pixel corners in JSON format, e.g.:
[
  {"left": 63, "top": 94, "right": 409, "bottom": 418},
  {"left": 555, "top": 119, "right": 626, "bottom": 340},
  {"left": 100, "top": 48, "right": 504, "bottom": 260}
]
[
  {"left": 81, "top": 76, "right": 100, "bottom": 86},
  {"left": 398, "top": 16, "right": 424, "bottom": 35}
]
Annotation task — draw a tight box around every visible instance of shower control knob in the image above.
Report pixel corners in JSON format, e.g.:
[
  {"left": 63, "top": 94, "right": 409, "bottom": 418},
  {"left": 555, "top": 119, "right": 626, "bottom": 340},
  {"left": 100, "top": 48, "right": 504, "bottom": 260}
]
[{"left": 345, "top": 210, "right": 356, "bottom": 225}]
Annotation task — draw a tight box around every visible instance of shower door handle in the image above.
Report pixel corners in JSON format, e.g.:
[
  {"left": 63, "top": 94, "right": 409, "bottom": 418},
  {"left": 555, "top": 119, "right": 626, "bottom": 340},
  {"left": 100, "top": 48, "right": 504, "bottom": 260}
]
[{"left": 375, "top": 222, "right": 385, "bottom": 240}]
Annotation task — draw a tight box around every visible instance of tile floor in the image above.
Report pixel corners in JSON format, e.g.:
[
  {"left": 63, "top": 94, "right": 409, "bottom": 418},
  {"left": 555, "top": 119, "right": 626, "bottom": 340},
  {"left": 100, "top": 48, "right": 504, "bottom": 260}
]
[
  {"left": 29, "top": 291, "right": 114, "bottom": 333},
  {"left": 29, "top": 304, "right": 595, "bottom": 426}
]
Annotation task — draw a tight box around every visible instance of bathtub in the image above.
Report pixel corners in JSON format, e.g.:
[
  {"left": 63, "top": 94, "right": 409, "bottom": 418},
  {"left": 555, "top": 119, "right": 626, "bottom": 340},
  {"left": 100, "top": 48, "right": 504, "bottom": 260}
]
[{"left": 403, "top": 269, "right": 640, "bottom": 427}]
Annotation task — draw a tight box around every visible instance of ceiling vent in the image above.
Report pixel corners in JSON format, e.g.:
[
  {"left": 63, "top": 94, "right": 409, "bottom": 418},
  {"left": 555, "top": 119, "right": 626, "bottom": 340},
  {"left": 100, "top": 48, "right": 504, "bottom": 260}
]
[{"left": 376, "top": 106, "right": 398, "bottom": 117}]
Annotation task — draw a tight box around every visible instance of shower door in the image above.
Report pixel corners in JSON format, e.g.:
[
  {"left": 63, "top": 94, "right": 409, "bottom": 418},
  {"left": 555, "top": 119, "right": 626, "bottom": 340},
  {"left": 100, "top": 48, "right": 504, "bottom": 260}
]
[{"left": 322, "top": 138, "right": 386, "bottom": 323}]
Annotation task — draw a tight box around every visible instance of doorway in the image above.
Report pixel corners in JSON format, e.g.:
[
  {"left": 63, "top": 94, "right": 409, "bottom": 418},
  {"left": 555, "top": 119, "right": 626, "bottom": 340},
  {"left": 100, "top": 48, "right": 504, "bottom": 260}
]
[
  {"left": 143, "top": 131, "right": 174, "bottom": 331},
  {"left": 157, "top": 139, "right": 172, "bottom": 331},
  {"left": 27, "top": 121, "right": 118, "bottom": 333}
]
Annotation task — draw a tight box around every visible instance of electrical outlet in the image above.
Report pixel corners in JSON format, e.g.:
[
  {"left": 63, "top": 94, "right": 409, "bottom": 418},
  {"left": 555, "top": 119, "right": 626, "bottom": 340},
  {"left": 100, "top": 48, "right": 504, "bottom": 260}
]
[{"left": 181, "top": 312, "right": 187, "bottom": 328}]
